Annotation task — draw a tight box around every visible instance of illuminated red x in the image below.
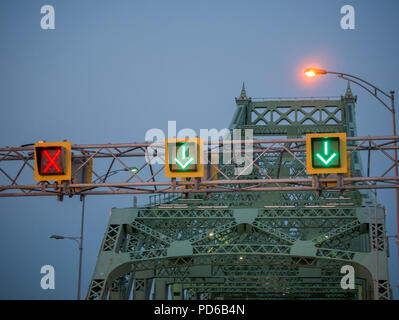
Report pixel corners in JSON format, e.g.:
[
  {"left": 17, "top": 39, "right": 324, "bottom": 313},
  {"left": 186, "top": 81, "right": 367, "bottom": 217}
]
[{"left": 43, "top": 149, "right": 62, "bottom": 173}]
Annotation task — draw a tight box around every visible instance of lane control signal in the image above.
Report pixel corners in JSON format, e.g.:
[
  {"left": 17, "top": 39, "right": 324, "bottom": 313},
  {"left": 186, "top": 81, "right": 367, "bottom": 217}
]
[
  {"left": 306, "top": 133, "right": 348, "bottom": 174},
  {"left": 165, "top": 138, "right": 204, "bottom": 178},
  {"left": 34, "top": 141, "right": 72, "bottom": 181}
]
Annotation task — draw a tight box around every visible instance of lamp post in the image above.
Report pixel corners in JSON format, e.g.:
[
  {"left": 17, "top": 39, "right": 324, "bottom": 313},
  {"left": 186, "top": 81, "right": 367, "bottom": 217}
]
[
  {"left": 93, "top": 167, "right": 138, "bottom": 183},
  {"left": 50, "top": 195, "right": 86, "bottom": 300},
  {"left": 304, "top": 67, "right": 399, "bottom": 290}
]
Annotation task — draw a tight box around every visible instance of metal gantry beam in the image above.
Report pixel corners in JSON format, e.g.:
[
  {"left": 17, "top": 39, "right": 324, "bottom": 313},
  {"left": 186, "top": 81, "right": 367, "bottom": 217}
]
[{"left": 0, "top": 135, "right": 398, "bottom": 198}]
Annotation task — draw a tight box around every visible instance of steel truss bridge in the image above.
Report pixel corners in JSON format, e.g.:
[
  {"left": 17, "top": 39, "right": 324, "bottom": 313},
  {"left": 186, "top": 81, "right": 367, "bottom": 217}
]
[{"left": 0, "top": 84, "right": 395, "bottom": 299}]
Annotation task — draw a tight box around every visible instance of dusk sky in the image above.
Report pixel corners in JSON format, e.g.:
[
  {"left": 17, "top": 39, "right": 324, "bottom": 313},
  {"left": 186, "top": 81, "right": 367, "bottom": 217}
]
[{"left": 1, "top": 0, "right": 398, "bottom": 299}]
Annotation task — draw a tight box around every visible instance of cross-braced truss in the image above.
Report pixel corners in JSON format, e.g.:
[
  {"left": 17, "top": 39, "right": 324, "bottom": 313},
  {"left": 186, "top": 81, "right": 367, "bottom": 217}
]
[
  {"left": 0, "top": 136, "right": 398, "bottom": 199},
  {"left": 1, "top": 88, "right": 392, "bottom": 300}
]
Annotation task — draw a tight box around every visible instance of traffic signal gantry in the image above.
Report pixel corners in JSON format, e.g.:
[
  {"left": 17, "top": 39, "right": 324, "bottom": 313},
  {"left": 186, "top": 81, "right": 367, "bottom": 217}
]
[
  {"left": 33, "top": 135, "right": 349, "bottom": 183},
  {"left": 0, "top": 85, "right": 394, "bottom": 299}
]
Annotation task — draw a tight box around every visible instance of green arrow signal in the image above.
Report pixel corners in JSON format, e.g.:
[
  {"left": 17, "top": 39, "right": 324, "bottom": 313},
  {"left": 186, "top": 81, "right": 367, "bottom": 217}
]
[
  {"left": 316, "top": 152, "right": 337, "bottom": 165},
  {"left": 175, "top": 157, "right": 194, "bottom": 169},
  {"left": 315, "top": 141, "right": 337, "bottom": 165},
  {"left": 174, "top": 145, "right": 194, "bottom": 169}
]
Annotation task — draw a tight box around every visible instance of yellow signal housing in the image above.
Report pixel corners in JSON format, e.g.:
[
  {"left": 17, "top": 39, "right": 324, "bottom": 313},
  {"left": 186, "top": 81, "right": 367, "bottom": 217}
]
[
  {"left": 34, "top": 141, "right": 72, "bottom": 182},
  {"left": 306, "top": 132, "right": 348, "bottom": 175},
  {"left": 165, "top": 138, "right": 204, "bottom": 178},
  {"left": 345, "top": 151, "right": 351, "bottom": 178},
  {"left": 71, "top": 158, "right": 93, "bottom": 191}
]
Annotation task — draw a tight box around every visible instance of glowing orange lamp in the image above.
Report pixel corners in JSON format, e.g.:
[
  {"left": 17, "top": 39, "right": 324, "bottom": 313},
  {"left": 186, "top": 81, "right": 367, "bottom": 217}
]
[{"left": 304, "top": 68, "right": 327, "bottom": 77}]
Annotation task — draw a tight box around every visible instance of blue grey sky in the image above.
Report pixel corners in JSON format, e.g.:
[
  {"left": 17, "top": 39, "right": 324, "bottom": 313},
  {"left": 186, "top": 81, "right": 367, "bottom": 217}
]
[{"left": 1, "top": 0, "right": 398, "bottom": 299}]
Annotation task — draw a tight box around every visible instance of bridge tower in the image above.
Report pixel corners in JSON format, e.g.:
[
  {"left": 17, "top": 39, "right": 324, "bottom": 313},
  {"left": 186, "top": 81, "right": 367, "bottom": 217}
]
[{"left": 86, "top": 85, "right": 390, "bottom": 300}]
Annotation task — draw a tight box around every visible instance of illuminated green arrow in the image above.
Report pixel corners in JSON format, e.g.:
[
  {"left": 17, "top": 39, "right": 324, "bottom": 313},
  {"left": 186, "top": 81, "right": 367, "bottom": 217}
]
[
  {"left": 316, "top": 141, "right": 337, "bottom": 165},
  {"left": 175, "top": 145, "right": 194, "bottom": 169}
]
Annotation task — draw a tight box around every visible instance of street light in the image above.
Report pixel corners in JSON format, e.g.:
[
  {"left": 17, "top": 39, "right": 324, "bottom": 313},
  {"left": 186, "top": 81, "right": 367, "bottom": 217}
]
[
  {"left": 304, "top": 66, "right": 399, "bottom": 289},
  {"left": 93, "top": 167, "right": 139, "bottom": 183},
  {"left": 50, "top": 235, "right": 66, "bottom": 240},
  {"left": 50, "top": 233, "right": 82, "bottom": 299},
  {"left": 50, "top": 195, "right": 86, "bottom": 300},
  {"left": 304, "top": 68, "right": 327, "bottom": 77},
  {"left": 50, "top": 234, "right": 80, "bottom": 243}
]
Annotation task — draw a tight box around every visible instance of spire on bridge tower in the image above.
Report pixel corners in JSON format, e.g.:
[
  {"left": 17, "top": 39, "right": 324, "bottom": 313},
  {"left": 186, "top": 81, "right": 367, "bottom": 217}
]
[
  {"left": 342, "top": 81, "right": 357, "bottom": 102},
  {"left": 345, "top": 81, "right": 353, "bottom": 98},
  {"left": 235, "top": 82, "right": 251, "bottom": 104},
  {"left": 239, "top": 82, "right": 247, "bottom": 99}
]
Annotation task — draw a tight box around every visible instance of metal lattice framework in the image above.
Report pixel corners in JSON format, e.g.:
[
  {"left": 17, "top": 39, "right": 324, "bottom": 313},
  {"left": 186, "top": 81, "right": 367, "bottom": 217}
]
[
  {"left": 82, "top": 85, "right": 392, "bottom": 300},
  {"left": 0, "top": 135, "right": 398, "bottom": 198},
  {"left": 245, "top": 99, "right": 345, "bottom": 135},
  {"left": 0, "top": 84, "right": 393, "bottom": 299}
]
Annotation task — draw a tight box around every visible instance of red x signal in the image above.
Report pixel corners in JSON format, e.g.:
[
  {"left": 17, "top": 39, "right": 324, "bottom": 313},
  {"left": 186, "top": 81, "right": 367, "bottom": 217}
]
[
  {"left": 42, "top": 149, "right": 62, "bottom": 173},
  {"left": 34, "top": 141, "right": 72, "bottom": 182},
  {"left": 37, "top": 147, "right": 65, "bottom": 175}
]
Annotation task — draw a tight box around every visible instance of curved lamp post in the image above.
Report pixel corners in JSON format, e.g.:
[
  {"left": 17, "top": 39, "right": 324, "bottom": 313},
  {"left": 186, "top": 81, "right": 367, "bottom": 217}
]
[
  {"left": 50, "top": 195, "right": 86, "bottom": 300},
  {"left": 304, "top": 67, "right": 399, "bottom": 291}
]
